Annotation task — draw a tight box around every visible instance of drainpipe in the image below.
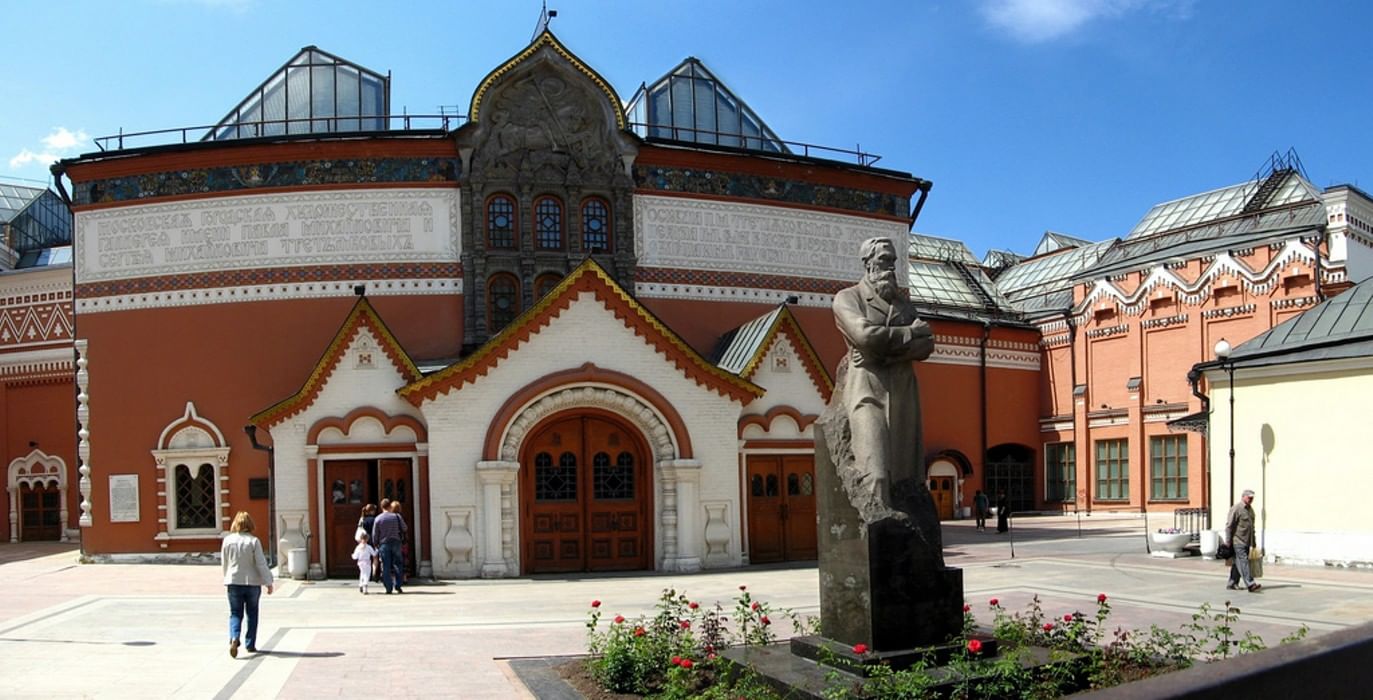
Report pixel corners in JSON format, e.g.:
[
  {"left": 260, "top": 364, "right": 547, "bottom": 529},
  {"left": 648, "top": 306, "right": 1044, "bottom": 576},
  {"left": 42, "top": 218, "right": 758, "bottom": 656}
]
[
  {"left": 1187, "top": 368, "right": 1211, "bottom": 529},
  {"left": 244, "top": 425, "right": 277, "bottom": 568},
  {"left": 908, "top": 181, "right": 933, "bottom": 230},
  {"left": 1065, "top": 311, "right": 1079, "bottom": 513},
  {"left": 1311, "top": 225, "right": 1326, "bottom": 302}
]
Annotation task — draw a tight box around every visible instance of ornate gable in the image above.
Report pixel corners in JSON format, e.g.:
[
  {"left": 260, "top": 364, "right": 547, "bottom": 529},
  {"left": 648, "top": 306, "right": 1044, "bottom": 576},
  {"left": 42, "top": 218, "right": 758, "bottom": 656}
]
[
  {"left": 399, "top": 258, "right": 763, "bottom": 405},
  {"left": 714, "top": 305, "right": 833, "bottom": 402},
  {"left": 460, "top": 30, "right": 637, "bottom": 185},
  {"left": 250, "top": 298, "right": 420, "bottom": 428}
]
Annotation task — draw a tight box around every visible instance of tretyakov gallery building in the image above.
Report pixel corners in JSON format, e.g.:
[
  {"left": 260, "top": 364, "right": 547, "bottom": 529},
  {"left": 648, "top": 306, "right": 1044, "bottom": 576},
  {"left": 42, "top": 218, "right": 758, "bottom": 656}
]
[{"left": 40, "top": 32, "right": 1041, "bottom": 578}]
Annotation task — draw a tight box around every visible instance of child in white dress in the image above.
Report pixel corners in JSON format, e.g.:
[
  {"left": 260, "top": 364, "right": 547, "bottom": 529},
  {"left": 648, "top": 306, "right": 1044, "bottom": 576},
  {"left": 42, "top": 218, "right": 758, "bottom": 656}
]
[{"left": 352, "top": 533, "right": 378, "bottom": 594}]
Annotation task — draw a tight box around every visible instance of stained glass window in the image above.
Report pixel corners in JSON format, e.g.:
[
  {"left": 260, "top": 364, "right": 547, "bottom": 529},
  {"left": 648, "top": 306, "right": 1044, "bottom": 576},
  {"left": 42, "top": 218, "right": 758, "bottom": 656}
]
[
  {"left": 488, "top": 195, "right": 516, "bottom": 249},
  {"left": 535, "top": 451, "right": 577, "bottom": 501},
  {"left": 175, "top": 463, "right": 216, "bottom": 529},
  {"left": 582, "top": 199, "right": 610, "bottom": 253},
  {"left": 535, "top": 197, "right": 563, "bottom": 249},
  {"left": 593, "top": 451, "right": 635, "bottom": 500},
  {"left": 488, "top": 274, "right": 519, "bottom": 330}
]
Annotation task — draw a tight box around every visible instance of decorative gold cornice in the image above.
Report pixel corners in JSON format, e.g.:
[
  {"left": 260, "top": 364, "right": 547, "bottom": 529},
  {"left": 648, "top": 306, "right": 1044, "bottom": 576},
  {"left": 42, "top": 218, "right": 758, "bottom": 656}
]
[
  {"left": 400, "top": 258, "right": 763, "bottom": 404},
  {"left": 468, "top": 30, "right": 627, "bottom": 131}
]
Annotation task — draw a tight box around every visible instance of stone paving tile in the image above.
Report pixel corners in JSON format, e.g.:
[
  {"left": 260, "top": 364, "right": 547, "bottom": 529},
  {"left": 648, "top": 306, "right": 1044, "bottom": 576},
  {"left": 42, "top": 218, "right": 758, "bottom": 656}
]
[{"left": 6, "top": 517, "right": 1373, "bottom": 697}]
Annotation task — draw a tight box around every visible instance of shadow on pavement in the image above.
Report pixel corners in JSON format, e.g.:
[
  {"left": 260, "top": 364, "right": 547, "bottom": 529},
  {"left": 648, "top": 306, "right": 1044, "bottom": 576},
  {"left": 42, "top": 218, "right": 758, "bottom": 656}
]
[
  {"left": 0, "top": 542, "right": 79, "bottom": 565},
  {"left": 0, "top": 637, "right": 157, "bottom": 646},
  {"left": 249, "top": 650, "right": 345, "bottom": 658}
]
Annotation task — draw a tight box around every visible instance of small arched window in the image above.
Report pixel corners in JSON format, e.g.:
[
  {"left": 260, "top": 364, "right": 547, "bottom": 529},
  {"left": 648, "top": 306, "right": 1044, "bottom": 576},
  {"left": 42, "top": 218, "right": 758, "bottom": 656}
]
[
  {"left": 533, "top": 272, "right": 562, "bottom": 300},
  {"left": 174, "top": 463, "right": 217, "bottom": 530},
  {"left": 581, "top": 198, "right": 610, "bottom": 253},
  {"left": 487, "top": 194, "right": 516, "bottom": 249},
  {"left": 534, "top": 196, "right": 563, "bottom": 250},
  {"left": 487, "top": 273, "right": 520, "bottom": 330}
]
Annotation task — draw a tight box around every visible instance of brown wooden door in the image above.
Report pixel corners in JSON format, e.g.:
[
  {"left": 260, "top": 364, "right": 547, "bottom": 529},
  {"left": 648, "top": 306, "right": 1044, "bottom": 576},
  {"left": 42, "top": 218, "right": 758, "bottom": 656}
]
[
  {"left": 19, "top": 482, "right": 62, "bottom": 541},
  {"left": 325, "top": 460, "right": 369, "bottom": 577},
  {"left": 929, "top": 476, "right": 955, "bottom": 520},
  {"left": 378, "top": 458, "right": 415, "bottom": 575},
  {"left": 523, "top": 414, "right": 648, "bottom": 574},
  {"left": 747, "top": 455, "right": 817, "bottom": 563}
]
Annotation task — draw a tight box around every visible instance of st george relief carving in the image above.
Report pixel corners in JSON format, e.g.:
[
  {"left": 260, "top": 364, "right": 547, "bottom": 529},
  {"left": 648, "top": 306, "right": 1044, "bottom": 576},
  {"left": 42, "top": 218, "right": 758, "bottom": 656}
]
[{"left": 459, "top": 51, "right": 637, "bottom": 190}]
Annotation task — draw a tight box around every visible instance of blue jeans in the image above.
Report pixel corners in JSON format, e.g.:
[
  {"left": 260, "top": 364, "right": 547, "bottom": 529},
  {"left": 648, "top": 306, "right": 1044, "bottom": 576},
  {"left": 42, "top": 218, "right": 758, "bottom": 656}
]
[
  {"left": 380, "top": 540, "right": 403, "bottom": 592},
  {"left": 1228, "top": 544, "right": 1255, "bottom": 588},
  {"left": 227, "top": 584, "right": 262, "bottom": 648}
]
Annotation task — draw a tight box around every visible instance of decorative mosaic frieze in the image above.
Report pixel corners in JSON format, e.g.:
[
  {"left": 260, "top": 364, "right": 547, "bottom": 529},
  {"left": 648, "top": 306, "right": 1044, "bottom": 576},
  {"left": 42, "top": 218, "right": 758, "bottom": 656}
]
[
  {"left": 635, "top": 266, "right": 848, "bottom": 296},
  {"left": 633, "top": 165, "right": 909, "bottom": 218},
  {"left": 72, "top": 157, "right": 461, "bottom": 206},
  {"left": 1, "top": 294, "right": 73, "bottom": 348}
]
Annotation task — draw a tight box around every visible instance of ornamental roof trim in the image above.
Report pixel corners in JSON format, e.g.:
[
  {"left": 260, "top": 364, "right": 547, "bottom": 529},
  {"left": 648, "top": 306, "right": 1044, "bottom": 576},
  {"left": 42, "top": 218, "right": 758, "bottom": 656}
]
[{"left": 468, "top": 30, "right": 626, "bottom": 130}]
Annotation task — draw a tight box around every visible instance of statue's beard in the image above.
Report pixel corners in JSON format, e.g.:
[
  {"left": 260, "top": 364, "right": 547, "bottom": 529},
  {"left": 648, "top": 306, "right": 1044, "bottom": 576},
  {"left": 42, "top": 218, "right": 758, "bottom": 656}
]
[{"left": 868, "top": 269, "right": 898, "bottom": 301}]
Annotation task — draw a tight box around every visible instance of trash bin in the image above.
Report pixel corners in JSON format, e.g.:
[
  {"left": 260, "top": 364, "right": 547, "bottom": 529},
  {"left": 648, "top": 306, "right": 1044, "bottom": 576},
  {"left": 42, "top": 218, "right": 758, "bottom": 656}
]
[
  {"left": 287, "top": 548, "right": 308, "bottom": 579},
  {"left": 1200, "top": 530, "right": 1220, "bottom": 560}
]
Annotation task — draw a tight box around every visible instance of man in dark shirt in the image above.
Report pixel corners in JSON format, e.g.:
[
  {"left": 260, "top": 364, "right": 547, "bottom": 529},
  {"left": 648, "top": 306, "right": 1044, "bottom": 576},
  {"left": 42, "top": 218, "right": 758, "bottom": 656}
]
[{"left": 371, "top": 501, "right": 408, "bottom": 594}]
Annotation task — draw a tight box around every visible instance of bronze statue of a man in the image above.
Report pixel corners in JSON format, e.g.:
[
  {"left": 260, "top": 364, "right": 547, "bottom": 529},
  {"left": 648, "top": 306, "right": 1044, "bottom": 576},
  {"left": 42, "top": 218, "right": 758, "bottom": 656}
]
[{"left": 829, "top": 236, "right": 934, "bottom": 520}]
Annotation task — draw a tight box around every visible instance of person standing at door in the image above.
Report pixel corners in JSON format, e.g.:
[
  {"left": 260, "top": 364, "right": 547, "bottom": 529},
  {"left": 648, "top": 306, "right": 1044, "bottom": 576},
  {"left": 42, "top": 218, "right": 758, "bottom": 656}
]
[
  {"left": 371, "top": 501, "right": 408, "bottom": 594},
  {"left": 995, "top": 491, "right": 1010, "bottom": 533},
  {"left": 221, "top": 511, "right": 274, "bottom": 657},
  {"left": 1226, "top": 489, "right": 1260, "bottom": 592},
  {"left": 356, "top": 503, "right": 378, "bottom": 542},
  {"left": 974, "top": 490, "right": 990, "bottom": 532}
]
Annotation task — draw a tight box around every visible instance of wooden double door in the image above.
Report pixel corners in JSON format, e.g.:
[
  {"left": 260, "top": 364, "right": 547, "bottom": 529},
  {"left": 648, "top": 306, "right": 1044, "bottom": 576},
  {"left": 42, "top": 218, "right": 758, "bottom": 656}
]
[
  {"left": 746, "top": 455, "right": 817, "bottom": 563},
  {"left": 324, "top": 459, "right": 414, "bottom": 578},
  {"left": 19, "top": 482, "right": 62, "bottom": 541},
  {"left": 521, "top": 413, "right": 650, "bottom": 574},
  {"left": 929, "top": 475, "right": 956, "bottom": 520}
]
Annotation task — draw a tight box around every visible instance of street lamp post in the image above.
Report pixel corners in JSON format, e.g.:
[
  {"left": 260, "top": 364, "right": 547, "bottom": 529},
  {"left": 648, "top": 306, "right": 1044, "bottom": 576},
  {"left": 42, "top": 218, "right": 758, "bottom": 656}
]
[{"left": 1214, "top": 338, "right": 1235, "bottom": 506}]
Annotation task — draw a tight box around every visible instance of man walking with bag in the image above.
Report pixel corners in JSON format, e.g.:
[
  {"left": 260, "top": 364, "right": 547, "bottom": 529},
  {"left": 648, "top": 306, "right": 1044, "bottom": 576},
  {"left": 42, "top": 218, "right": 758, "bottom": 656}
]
[
  {"left": 1225, "top": 489, "right": 1260, "bottom": 592},
  {"left": 371, "top": 501, "right": 408, "bottom": 594}
]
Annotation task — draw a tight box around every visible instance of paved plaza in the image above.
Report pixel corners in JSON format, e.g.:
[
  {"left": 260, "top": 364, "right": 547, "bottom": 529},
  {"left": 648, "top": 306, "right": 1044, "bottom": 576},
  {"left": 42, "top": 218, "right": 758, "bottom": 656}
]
[{"left": 4, "top": 513, "right": 1371, "bottom": 699}]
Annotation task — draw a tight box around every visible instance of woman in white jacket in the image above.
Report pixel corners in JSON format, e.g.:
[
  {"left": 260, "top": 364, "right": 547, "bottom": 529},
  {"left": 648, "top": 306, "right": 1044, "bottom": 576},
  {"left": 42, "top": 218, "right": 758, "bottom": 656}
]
[{"left": 221, "top": 511, "right": 274, "bottom": 657}]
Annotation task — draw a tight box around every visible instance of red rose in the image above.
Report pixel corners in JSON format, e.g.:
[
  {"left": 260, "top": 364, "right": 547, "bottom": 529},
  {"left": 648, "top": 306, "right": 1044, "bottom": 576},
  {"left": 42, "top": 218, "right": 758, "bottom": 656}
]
[
  {"left": 689, "top": 602, "right": 699, "bottom": 610},
  {"left": 853, "top": 643, "right": 868, "bottom": 654},
  {"left": 989, "top": 598, "right": 999, "bottom": 606},
  {"left": 967, "top": 639, "right": 983, "bottom": 654},
  {"left": 680, "top": 658, "right": 694, "bottom": 669},
  {"left": 760, "top": 615, "right": 771, "bottom": 625},
  {"left": 1063, "top": 614, "right": 1073, "bottom": 622},
  {"left": 1043, "top": 623, "right": 1054, "bottom": 632},
  {"left": 634, "top": 626, "right": 645, "bottom": 637},
  {"left": 591, "top": 600, "right": 601, "bottom": 608},
  {"left": 739, "top": 585, "right": 747, "bottom": 591},
  {"left": 707, "top": 652, "right": 717, "bottom": 660},
  {"left": 962, "top": 604, "right": 971, "bottom": 613},
  {"left": 614, "top": 615, "right": 625, "bottom": 624},
  {"left": 680, "top": 620, "right": 691, "bottom": 629},
  {"left": 1098, "top": 593, "right": 1108, "bottom": 604},
  {"left": 751, "top": 602, "right": 760, "bottom": 611},
  {"left": 671, "top": 655, "right": 681, "bottom": 665}
]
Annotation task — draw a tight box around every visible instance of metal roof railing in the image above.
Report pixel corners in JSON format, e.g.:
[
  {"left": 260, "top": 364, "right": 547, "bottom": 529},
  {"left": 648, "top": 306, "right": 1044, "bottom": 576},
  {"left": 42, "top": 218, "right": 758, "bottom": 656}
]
[
  {"left": 93, "top": 114, "right": 468, "bottom": 152},
  {"left": 630, "top": 122, "right": 882, "bottom": 167}
]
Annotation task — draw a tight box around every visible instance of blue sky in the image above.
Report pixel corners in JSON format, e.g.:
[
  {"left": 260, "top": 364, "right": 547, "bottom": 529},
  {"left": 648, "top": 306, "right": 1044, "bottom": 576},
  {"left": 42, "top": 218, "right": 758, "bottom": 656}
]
[{"left": 4, "top": 0, "right": 1371, "bottom": 258}]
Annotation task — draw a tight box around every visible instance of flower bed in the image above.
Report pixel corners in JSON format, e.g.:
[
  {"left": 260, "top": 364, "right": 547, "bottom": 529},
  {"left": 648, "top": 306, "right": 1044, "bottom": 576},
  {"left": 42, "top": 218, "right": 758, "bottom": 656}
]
[{"left": 576, "top": 587, "right": 1310, "bottom": 699}]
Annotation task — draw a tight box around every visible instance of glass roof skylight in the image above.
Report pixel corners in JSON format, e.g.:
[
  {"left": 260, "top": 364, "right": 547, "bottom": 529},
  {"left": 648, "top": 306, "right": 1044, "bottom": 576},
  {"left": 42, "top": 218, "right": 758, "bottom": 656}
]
[
  {"left": 627, "top": 58, "right": 787, "bottom": 153},
  {"left": 1126, "top": 172, "right": 1319, "bottom": 239},
  {"left": 909, "top": 233, "right": 977, "bottom": 264},
  {"left": 207, "top": 46, "right": 389, "bottom": 141},
  {"left": 995, "top": 239, "right": 1113, "bottom": 297}
]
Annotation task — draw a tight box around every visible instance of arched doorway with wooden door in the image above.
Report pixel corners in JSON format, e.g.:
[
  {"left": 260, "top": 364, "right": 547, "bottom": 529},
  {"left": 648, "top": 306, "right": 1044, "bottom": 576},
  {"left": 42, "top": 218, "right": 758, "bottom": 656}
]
[
  {"left": 520, "top": 410, "right": 652, "bottom": 574},
  {"left": 7, "top": 449, "right": 69, "bottom": 543},
  {"left": 745, "top": 454, "right": 817, "bottom": 563},
  {"left": 926, "top": 450, "right": 973, "bottom": 521}
]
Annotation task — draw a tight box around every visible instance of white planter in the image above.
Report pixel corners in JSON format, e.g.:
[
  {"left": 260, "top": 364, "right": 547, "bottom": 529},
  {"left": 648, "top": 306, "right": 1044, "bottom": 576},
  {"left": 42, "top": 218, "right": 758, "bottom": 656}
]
[
  {"left": 1200, "top": 530, "right": 1220, "bottom": 559},
  {"left": 1151, "top": 532, "right": 1191, "bottom": 553}
]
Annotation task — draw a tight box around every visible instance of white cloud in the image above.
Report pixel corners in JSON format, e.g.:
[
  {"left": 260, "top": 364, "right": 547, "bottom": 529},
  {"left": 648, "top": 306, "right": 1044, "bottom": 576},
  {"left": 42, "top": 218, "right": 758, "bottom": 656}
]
[
  {"left": 9, "top": 127, "right": 89, "bottom": 170},
  {"left": 981, "top": 0, "right": 1192, "bottom": 43},
  {"left": 42, "top": 127, "right": 89, "bottom": 151}
]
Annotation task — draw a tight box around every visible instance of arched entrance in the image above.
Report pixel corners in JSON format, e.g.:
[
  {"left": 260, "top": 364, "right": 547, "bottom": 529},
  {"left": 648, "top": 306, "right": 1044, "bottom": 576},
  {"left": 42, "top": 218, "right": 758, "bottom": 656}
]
[
  {"left": 520, "top": 411, "right": 651, "bottom": 573},
  {"left": 927, "top": 459, "right": 960, "bottom": 521},
  {"left": 8, "top": 449, "right": 69, "bottom": 542},
  {"left": 986, "top": 443, "right": 1035, "bottom": 514}
]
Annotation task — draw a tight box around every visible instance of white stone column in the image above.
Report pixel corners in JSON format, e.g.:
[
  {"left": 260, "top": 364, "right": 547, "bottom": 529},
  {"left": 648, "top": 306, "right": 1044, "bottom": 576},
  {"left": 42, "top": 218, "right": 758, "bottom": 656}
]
[
  {"left": 660, "top": 459, "right": 702, "bottom": 572},
  {"left": 476, "top": 460, "right": 519, "bottom": 578},
  {"left": 75, "top": 340, "right": 92, "bottom": 527},
  {"left": 7, "top": 487, "right": 16, "bottom": 542}
]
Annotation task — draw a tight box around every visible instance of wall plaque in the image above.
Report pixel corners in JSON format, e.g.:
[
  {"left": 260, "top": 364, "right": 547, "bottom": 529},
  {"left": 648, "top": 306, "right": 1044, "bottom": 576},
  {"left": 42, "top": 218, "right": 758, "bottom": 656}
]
[{"left": 108, "top": 474, "right": 139, "bottom": 523}]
